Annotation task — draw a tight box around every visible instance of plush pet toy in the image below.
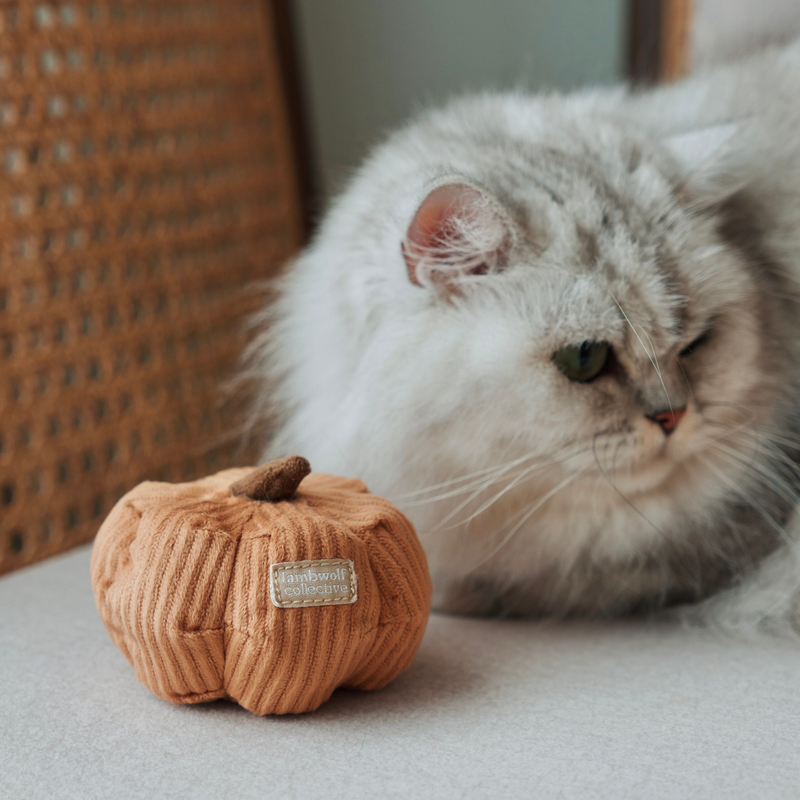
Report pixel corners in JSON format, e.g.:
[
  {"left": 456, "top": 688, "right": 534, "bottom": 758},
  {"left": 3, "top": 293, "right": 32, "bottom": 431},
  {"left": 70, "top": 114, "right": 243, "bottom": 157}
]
[{"left": 91, "top": 456, "right": 432, "bottom": 714}]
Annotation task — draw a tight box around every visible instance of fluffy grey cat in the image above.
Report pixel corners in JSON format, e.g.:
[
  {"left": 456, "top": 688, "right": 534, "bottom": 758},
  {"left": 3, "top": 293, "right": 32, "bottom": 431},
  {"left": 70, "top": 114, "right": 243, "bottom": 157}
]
[{"left": 244, "top": 42, "right": 800, "bottom": 632}]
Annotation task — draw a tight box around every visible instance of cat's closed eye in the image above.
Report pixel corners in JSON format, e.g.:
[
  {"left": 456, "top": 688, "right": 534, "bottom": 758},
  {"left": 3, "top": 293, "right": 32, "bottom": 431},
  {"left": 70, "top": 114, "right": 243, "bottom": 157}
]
[
  {"left": 679, "top": 330, "right": 711, "bottom": 358},
  {"left": 553, "top": 341, "right": 611, "bottom": 382}
]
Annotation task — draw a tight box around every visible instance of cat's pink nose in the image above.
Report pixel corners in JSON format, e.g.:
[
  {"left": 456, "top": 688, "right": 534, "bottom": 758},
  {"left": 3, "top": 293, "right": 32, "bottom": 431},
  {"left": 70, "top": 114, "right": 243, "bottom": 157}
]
[{"left": 648, "top": 407, "right": 686, "bottom": 435}]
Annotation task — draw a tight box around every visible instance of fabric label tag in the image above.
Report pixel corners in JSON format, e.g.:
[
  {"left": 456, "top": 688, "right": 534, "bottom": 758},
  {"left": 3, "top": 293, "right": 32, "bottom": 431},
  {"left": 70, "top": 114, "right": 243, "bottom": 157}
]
[{"left": 270, "top": 559, "right": 357, "bottom": 609}]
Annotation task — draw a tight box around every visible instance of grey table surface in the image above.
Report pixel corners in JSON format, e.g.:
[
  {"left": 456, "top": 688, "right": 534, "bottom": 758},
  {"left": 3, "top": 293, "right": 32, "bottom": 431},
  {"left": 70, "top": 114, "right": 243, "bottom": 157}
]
[{"left": 2, "top": 545, "right": 799, "bottom": 800}]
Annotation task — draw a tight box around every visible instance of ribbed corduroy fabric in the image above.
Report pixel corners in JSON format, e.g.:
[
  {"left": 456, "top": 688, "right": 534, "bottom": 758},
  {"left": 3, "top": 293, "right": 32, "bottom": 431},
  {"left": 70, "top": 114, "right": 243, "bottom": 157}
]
[{"left": 91, "top": 465, "right": 432, "bottom": 715}]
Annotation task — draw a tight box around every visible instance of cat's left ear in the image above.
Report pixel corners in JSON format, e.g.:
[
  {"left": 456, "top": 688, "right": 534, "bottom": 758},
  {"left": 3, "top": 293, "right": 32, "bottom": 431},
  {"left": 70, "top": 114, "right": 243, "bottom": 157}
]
[
  {"left": 402, "top": 182, "right": 515, "bottom": 288},
  {"left": 664, "top": 122, "right": 739, "bottom": 175}
]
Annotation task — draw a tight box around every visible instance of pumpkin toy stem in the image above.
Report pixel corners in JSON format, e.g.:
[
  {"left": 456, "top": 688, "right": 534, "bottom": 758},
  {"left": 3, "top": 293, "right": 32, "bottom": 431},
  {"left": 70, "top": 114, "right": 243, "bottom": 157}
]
[{"left": 230, "top": 456, "right": 312, "bottom": 502}]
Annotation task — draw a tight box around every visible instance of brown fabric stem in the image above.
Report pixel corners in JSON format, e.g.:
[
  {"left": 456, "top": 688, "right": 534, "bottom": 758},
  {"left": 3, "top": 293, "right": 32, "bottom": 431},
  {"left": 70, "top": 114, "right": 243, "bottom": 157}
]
[{"left": 230, "top": 456, "right": 311, "bottom": 502}]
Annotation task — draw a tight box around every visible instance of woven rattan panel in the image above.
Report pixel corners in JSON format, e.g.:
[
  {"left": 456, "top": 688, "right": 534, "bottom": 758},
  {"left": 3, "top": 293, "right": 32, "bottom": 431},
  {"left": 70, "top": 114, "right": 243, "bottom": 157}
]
[{"left": 0, "top": 1, "right": 303, "bottom": 574}]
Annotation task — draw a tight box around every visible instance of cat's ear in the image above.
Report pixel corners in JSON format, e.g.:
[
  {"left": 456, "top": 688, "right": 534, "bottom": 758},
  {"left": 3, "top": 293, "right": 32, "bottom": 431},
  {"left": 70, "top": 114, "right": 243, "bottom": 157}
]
[
  {"left": 402, "top": 182, "right": 514, "bottom": 288},
  {"left": 664, "top": 123, "right": 738, "bottom": 174}
]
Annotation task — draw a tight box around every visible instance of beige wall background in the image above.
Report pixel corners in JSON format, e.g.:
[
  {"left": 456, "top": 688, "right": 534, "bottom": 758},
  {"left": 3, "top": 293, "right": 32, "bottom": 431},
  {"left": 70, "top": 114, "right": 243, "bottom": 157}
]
[
  {"left": 692, "top": 0, "right": 800, "bottom": 68},
  {"left": 291, "top": 0, "right": 627, "bottom": 198},
  {"left": 289, "top": 1, "right": 800, "bottom": 202}
]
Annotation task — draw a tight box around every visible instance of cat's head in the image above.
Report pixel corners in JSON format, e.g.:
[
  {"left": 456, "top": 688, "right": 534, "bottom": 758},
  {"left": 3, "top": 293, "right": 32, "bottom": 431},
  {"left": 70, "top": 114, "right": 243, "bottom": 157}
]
[
  {"left": 393, "top": 119, "right": 757, "bottom": 491},
  {"left": 267, "top": 95, "right": 799, "bottom": 614}
]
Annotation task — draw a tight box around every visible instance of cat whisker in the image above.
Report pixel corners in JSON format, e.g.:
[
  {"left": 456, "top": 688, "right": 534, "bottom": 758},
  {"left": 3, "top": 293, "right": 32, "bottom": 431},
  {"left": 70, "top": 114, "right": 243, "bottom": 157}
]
[
  {"left": 394, "top": 437, "right": 588, "bottom": 506},
  {"left": 707, "top": 419, "right": 800, "bottom": 479},
  {"left": 701, "top": 406, "right": 762, "bottom": 445},
  {"left": 640, "top": 324, "right": 663, "bottom": 381},
  {"left": 433, "top": 462, "right": 555, "bottom": 529},
  {"left": 675, "top": 355, "right": 698, "bottom": 409},
  {"left": 697, "top": 454, "right": 799, "bottom": 555},
  {"left": 609, "top": 291, "right": 673, "bottom": 414},
  {"left": 757, "top": 441, "right": 800, "bottom": 481},
  {"left": 391, "top": 449, "right": 563, "bottom": 500},
  {"left": 702, "top": 400, "right": 760, "bottom": 420},
  {"left": 748, "top": 427, "right": 800, "bottom": 455},
  {"left": 699, "top": 417, "right": 800, "bottom": 501},
  {"left": 708, "top": 441, "right": 800, "bottom": 509},
  {"left": 425, "top": 461, "right": 545, "bottom": 525},
  {"left": 695, "top": 448, "right": 790, "bottom": 578},
  {"left": 699, "top": 405, "right": 799, "bottom": 453},
  {"left": 687, "top": 447, "right": 765, "bottom": 578},
  {"left": 398, "top": 464, "right": 526, "bottom": 507},
  {"left": 432, "top": 446, "right": 593, "bottom": 530},
  {"left": 462, "top": 468, "right": 591, "bottom": 576},
  {"left": 591, "top": 435, "right": 671, "bottom": 543},
  {"left": 728, "top": 436, "right": 800, "bottom": 496}
]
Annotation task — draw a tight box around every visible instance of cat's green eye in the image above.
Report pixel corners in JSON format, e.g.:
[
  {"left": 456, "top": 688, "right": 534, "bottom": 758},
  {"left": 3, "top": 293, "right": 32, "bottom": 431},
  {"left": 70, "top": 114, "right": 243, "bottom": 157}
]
[{"left": 553, "top": 341, "right": 610, "bottom": 383}]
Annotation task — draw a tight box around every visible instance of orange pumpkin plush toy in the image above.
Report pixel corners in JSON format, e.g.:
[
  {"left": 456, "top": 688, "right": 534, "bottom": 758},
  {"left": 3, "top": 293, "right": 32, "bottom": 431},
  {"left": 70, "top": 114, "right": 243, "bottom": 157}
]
[{"left": 91, "top": 457, "right": 432, "bottom": 715}]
